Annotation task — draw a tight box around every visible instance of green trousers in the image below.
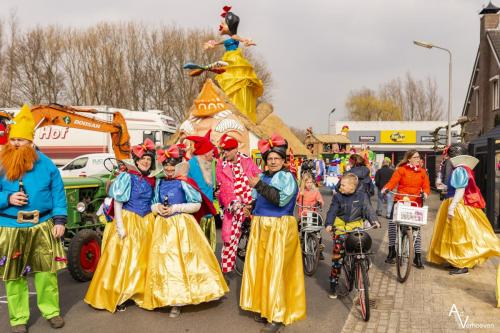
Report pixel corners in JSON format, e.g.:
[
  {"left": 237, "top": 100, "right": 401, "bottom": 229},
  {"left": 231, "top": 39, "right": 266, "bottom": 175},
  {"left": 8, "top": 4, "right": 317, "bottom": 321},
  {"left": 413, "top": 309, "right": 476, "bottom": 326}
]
[
  {"left": 5, "top": 272, "right": 60, "bottom": 326},
  {"left": 200, "top": 215, "right": 216, "bottom": 252}
]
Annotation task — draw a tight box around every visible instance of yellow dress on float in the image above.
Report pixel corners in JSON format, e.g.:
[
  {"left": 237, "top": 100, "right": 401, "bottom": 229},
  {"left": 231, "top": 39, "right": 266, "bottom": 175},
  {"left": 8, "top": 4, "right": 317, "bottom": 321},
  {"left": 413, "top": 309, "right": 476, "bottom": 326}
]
[
  {"left": 240, "top": 171, "right": 306, "bottom": 325},
  {"left": 215, "top": 39, "right": 263, "bottom": 123},
  {"left": 142, "top": 178, "right": 228, "bottom": 310},
  {"left": 427, "top": 160, "right": 500, "bottom": 269},
  {"left": 84, "top": 172, "right": 155, "bottom": 312}
]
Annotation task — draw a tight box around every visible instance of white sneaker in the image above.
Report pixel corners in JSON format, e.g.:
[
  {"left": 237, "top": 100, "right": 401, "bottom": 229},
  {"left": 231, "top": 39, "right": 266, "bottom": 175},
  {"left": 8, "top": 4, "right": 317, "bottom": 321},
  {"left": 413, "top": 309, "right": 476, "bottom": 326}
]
[{"left": 169, "top": 306, "right": 181, "bottom": 318}]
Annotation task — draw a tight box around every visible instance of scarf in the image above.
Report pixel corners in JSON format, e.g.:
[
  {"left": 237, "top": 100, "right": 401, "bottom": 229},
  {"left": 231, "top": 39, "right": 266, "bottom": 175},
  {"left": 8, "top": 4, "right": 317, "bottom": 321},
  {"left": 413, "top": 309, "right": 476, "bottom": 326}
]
[
  {"left": 406, "top": 163, "right": 421, "bottom": 172},
  {"left": 221, "top": 153, "right": 253, "bottom": 273}
]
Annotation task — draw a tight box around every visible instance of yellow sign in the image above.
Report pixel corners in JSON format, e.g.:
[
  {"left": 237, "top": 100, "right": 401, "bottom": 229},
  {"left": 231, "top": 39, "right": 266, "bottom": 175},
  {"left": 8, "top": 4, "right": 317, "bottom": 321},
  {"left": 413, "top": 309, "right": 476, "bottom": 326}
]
[{"left": 380, "top": 130, "right": 416, "bottom": 144}]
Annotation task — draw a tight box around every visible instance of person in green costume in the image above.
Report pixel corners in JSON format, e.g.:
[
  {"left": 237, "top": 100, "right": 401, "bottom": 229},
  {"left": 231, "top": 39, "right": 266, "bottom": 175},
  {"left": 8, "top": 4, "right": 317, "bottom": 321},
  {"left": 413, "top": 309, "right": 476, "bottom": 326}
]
[{"left": 0, "top": 105, "right": 67, "bottom": 333}]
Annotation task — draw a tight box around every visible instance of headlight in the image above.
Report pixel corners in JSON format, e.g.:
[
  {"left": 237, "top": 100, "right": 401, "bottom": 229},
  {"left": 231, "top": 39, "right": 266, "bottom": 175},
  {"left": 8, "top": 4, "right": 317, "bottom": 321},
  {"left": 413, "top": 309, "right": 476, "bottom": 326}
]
[{"left": 76, "top": 202, "right": 86, "bottom": 213}]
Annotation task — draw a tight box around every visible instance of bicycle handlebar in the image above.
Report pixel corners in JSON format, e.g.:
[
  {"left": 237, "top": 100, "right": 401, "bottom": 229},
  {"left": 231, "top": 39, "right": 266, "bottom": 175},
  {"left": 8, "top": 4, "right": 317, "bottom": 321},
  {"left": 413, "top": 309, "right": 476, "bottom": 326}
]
[{"left": 386, "top": 190, "right": 422, "bottom": 197}]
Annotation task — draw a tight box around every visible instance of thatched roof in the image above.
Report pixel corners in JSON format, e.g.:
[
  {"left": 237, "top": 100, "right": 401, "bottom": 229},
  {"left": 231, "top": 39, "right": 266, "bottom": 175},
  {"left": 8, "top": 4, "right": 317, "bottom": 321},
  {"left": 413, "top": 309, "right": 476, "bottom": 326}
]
[
  {"left": 308, "top": 133, "right": 351, "bottom": 144},
  {"left": 254, "top": 103, "right": 310, "bottom": 156}
]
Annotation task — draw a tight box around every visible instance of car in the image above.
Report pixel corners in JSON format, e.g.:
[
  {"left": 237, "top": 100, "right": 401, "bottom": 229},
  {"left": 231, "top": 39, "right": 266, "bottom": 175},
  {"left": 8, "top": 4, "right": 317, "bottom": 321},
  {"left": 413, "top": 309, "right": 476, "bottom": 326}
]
[{"left": 59, "top": 153, "right": 114, "bottom": 177}]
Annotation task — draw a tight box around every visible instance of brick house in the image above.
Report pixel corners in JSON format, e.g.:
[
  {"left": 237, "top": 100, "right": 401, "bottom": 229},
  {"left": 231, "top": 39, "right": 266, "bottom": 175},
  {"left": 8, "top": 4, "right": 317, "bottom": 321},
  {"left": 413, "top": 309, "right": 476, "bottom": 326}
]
[{"left": 461, "top": 2, "right": 500, "bottom": 228}]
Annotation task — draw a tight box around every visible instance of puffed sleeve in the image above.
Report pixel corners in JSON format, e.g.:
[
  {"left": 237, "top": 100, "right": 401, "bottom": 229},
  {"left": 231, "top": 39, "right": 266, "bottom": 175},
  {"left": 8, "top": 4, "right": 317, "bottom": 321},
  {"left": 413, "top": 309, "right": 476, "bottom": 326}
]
[
  {"left": 450, "top": 167, "right": 469, "bottom": 189},
  {"left": 108, "top": 172, "right": 131, "bottom": 203},
  {"left": 152, "top": 179, "right": 161, "bottom": 205},
  {"left": 270, "top": 171, "right": 298, "bottom": 207},
  {"left": 181, "top": 182, "right": 202, "bottom": 203}
]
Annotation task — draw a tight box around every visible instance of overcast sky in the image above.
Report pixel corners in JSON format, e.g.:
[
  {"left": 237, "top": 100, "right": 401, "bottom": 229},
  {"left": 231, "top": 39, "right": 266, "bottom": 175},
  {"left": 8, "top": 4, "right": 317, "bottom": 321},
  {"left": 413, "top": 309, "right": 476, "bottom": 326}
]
[{"left": 0, "top": 0, "right": 487, "bottom": 133}]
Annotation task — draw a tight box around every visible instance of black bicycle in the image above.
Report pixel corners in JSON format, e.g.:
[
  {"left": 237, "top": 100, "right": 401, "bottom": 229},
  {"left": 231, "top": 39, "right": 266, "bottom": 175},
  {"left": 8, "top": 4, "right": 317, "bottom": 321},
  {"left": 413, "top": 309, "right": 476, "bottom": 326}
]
[
  {"left": 337, "top": 225, "right": 375, "bottom": 322},
  {"left": 234, "top": 217, "right": 251, "bottom": 276}
]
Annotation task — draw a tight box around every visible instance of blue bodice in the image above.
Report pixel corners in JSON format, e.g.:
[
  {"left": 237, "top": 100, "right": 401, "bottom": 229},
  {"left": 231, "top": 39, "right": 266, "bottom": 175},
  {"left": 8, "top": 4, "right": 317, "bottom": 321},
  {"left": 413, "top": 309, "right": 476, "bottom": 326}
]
[
  {"left": 158, "top": 179, "right": 187, "bottom": 206},
  {"left": 253, "top": 173, "right": 298, "bottom": 217},
  {"left": 224, "top": 38, "right": 239, "bottom": 51},
  {"left": 122, "top": 174, "right": 154, "bottom": 217}
]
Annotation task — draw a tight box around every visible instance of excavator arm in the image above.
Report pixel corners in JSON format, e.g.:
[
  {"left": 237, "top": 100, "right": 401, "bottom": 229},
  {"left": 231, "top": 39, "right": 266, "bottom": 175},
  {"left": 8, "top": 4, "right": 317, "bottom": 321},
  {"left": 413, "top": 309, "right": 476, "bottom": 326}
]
[{"left": 31, "top": 104, "right": 131, "bottom": 160}]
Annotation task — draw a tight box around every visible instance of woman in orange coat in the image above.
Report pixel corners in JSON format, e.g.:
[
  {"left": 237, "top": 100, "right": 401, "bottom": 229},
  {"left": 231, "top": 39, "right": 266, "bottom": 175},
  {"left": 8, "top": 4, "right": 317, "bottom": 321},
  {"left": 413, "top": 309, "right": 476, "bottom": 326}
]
[{"left": 381, "top": 149, "right": 430, "bottom": 268}]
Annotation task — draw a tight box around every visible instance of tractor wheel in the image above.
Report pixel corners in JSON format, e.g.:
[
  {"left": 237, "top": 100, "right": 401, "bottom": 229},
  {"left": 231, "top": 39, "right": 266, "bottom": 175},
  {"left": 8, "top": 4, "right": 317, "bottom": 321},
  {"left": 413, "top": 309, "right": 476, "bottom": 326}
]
[{"left": 67, "top": 229, "right": 101, "bottom": 282}]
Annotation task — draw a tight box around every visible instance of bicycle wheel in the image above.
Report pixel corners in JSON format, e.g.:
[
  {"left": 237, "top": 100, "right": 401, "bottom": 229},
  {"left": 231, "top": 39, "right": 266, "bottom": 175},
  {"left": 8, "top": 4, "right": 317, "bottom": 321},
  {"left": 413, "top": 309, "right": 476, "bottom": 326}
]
[
  {"left": 357, "top": 260, "right": 370, "bottom": 321},
  {"left": 234, "top": 233, "right": 248, "bottom": 277},
  {"left": 396, "top": 227, "right": 413, "bottom": 283},
  {"left": 303, "top": 234, "right": 320, "bottom": 276},
  {"left": 341, "top": 254, "right": 354, "bottom": 293}
]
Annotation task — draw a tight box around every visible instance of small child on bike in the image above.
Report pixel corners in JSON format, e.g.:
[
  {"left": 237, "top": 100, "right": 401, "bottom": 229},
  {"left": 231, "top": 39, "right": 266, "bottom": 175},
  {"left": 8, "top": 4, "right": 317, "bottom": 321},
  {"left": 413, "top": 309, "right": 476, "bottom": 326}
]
[
  {"left": 297, "top": 172, "right": 324, "bottom": 216},
  {"left": 325, "top": 173, "right": 380, "bottom": 299},
  {"left": 297, "top": 172, "right": 325, "bottom": 259}
]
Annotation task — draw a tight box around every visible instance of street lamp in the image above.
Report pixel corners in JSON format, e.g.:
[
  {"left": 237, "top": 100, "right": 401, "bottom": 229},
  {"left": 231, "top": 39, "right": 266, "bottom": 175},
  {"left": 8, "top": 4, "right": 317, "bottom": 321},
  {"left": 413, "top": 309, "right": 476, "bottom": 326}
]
[
  {"left": 328, "top": 108, "right": 336, "bottom": 134},
  {"left": 413, "top": 40, "right": 452, "bottom": 146}
]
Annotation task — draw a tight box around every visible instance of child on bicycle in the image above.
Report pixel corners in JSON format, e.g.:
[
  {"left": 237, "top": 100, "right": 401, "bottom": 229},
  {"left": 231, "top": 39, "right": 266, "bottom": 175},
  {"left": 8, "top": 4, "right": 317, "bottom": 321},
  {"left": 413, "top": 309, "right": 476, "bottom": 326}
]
[
  {"left": 325, "top": 173, "right": 380, "bottom": 299},
  {"left": 297, "top": 172, "right": 324, "bottom": 215},
  {"left": 297, "top": 172, "right": 325, "bottom": 258}
]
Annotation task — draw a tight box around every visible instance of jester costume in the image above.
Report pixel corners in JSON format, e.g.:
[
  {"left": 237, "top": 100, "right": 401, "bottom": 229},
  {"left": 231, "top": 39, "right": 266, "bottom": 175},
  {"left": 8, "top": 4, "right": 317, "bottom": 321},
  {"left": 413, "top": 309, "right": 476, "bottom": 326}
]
[
  {"left": 143, "top": 160, "right": 228, "bottom": 310},
  {"left": 0, "top": 105, "right": 67, "bottom": 329},
  {"left": 427, "top": 152, "right": 500, "bottom": 269}
]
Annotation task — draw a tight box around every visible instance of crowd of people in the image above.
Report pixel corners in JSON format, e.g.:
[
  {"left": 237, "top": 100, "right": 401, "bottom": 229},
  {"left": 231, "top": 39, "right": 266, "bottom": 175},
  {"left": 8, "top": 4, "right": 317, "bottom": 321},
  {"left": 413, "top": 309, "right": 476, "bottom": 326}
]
[{"left": 1, "top": 106, "right": 500, "bottom": 333}]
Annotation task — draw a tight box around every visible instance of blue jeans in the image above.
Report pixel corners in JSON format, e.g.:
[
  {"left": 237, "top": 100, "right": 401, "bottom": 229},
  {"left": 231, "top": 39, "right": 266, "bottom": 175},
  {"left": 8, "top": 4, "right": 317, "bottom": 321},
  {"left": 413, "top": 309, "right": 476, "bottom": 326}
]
[{"left": 376, "top": 187, "right": 393, "bottom": 218}]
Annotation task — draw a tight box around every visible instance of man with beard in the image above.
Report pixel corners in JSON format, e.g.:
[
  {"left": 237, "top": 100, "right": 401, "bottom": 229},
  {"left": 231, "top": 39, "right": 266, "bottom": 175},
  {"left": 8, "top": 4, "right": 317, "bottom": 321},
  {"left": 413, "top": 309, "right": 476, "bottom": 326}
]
[
  {"left": 215, "top": 133, "right": 260, "bottom": 279},
  {"left": 185, "top": 130, "right": 218, "bottom": 251},
  {"left": 0, "top": 105, "right": 67, "bottom": 333}
]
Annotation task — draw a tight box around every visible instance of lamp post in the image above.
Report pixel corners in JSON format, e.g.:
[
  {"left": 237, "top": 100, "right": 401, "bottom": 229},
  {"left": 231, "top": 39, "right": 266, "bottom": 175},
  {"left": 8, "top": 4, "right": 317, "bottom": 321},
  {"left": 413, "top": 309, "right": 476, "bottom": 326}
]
[
  {"left": 413, "top": 40, "right": 452, "bottom": 146},
  {"left": 328, "top": 108, "right": 336, "bottom": 134}
]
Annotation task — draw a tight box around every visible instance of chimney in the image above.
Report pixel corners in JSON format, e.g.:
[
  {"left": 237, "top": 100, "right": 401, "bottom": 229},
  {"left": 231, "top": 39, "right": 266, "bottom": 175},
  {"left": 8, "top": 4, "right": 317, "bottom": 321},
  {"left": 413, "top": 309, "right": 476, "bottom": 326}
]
[{"left": 480, "top": 1, "right": 500, "bottom": 33}]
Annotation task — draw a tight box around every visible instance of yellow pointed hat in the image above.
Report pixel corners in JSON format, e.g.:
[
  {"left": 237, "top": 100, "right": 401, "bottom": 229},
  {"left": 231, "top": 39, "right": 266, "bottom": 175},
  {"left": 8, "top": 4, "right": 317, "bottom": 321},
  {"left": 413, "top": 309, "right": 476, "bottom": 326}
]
[{"left": 10, "top": 104, "right": 35, "bottom": 141}]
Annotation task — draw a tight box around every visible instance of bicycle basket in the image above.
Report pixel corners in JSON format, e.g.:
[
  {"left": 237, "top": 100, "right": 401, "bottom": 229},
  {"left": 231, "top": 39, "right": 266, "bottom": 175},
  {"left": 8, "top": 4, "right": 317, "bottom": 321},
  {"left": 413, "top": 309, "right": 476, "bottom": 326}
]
[
  {"left": 393, "top": 203, "right": 428, "bottom": 226},
  {"left": 300, "top": 210, "right": 322, "bottom": 227},
  {"left": 345, "top": 230, "right": 372, "bottom": 253}
]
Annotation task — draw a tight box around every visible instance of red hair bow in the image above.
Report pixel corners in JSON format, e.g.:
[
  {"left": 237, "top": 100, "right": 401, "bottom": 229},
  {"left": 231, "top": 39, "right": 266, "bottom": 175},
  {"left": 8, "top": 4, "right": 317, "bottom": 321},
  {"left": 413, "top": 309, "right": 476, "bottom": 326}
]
[
  {"left": 221, "top": 6, "right": 232, "bottom": 18},
  {"left": 258, "top": 134, "right": 286, "bottom": 154},
  {"left": 157, "top": 144, "right": 185, "bottom": 163},
  {"left": 132, "top": 138, "right": 155, "bottom": 158}
]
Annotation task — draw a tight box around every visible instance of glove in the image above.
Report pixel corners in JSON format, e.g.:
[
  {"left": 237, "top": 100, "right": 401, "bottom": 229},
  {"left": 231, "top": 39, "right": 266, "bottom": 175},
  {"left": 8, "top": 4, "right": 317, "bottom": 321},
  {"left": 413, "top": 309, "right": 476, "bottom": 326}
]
[
  {"left": 170, "top": 203, "right": 201, "bottom": 214},
  {"left": 114, "top": 201, "right": 126, "bottom": 239}
]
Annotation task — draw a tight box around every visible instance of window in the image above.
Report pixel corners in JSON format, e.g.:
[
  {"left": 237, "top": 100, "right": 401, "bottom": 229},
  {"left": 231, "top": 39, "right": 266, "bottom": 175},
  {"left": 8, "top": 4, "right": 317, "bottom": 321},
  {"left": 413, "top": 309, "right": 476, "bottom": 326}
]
[
  {"left": 490, "top": 76, "right": 499, "bottom": 110},
  {"left": 63, "top": 157, "right": 88, "bottom": 170}
]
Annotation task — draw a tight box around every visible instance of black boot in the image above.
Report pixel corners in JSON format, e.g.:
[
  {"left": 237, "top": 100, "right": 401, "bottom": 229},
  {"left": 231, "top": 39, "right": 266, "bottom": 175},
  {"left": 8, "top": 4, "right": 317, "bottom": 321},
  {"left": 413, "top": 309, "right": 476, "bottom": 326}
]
[
  {"left": 329, "top": 282, "right": 337, "bottom": 299},
  {"left": 449, "top": 267, "right": 468, "bottom": 275},
  {"left": 260, "top": 322, "right": 284, "bottom": 333},
  {"left": 385, "top": 246, "right": 396, "bottom": 264},
  {"left": 413, "top": 253, "right": 424, "bottom": 269}
]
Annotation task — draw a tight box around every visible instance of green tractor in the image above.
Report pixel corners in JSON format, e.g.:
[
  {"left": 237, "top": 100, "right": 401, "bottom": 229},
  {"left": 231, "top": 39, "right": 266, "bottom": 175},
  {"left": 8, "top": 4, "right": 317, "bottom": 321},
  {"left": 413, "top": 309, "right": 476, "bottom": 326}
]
[{"left": 62, "top": 158, "right": 122, "bottom": 282}]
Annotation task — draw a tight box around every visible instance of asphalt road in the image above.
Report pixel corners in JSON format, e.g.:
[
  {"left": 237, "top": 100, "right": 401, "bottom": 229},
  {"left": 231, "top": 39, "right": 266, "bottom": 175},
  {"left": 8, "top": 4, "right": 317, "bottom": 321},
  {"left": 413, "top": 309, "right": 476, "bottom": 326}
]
[{"left": 0, "top": 189, "right": 387, "bottom": 333}]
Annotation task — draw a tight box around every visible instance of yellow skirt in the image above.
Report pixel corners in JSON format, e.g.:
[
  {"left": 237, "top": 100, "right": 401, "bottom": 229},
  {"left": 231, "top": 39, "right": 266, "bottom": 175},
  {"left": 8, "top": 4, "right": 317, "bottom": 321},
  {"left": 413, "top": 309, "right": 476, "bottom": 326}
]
[
  {"left": 427, "top": 198, "right": 500, "bottom": 268},
  {"left": 497, "top": 264, "right": 500, "bottom": 307},
  {"left": 142, "top": 213, "right": 228, "bottom": 310},
  {"left": 215, "top": 48, "right": 263, "bottom": 122},
  {"left": 84, "top": 210, "right": 155, "bottom": 312},
  {"left": 240, "top": 216, "right": 306, "bottom": 325}
]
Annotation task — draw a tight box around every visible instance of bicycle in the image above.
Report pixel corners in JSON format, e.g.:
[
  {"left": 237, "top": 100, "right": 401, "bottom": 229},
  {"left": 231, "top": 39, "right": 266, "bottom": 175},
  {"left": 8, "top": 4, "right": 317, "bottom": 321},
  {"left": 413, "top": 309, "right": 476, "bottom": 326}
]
[
  {"left": 297, "top": 204, "right": 324, "bottom": 276},
  {"left": 336, "top": 225, "right": 376, "bottom": 322},
  {"left": 389, "top": 191, "right": 428, "bottom": 283},
  {"left": 234, "top": 217, "right": 251, "bottom": 277}
]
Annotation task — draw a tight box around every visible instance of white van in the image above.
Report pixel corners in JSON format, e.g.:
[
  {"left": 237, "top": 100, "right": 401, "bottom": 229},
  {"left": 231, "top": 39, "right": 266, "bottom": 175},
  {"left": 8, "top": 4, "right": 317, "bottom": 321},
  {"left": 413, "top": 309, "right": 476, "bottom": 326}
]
[{"left": 58, "top": 153, "right": 114, "bottom": 177}]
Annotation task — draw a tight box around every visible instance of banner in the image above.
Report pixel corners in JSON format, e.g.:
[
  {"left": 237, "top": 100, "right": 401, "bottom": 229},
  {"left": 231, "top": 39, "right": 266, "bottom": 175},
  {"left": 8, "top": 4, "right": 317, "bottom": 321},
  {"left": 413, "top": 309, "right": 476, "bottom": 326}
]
[{"left": 380, "top": 130, "right": 416, "bottom": 144}]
